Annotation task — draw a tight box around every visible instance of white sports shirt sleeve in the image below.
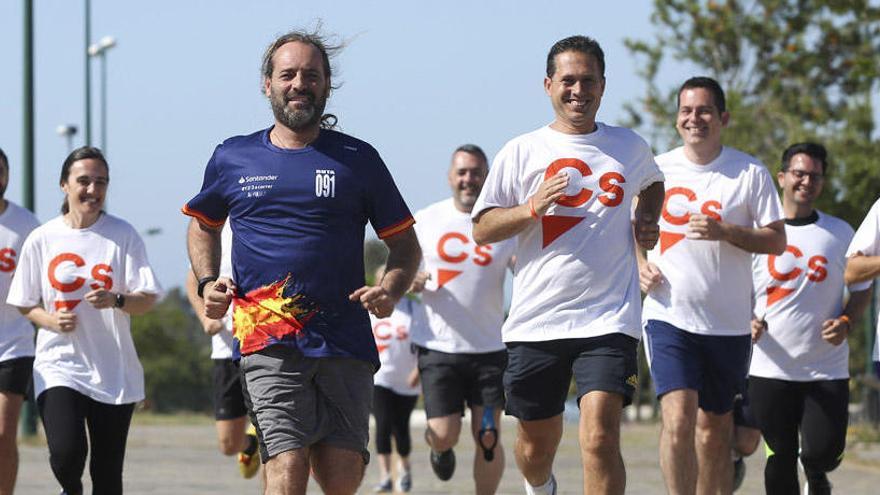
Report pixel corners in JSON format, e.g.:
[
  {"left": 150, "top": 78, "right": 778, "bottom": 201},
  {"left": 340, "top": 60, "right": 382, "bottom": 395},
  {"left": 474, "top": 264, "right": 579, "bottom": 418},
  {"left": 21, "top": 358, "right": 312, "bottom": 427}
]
[
  {"left": 847, "top": 198, "right": 880, "bottom": 361},
  {"left": 0, "top": 203, "right": 41, "bottom": 361}
]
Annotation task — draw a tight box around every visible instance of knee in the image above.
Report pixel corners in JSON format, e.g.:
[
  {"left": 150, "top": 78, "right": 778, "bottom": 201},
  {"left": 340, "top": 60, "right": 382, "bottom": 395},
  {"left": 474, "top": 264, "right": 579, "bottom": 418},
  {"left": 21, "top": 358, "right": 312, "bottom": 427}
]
[
  {"left": 517, "top": 436, "right": 557, "bottom": 467},
  {"left": 662, "top": 412, "right": 696, "bottom": 443},
  {"left": 428, "top": 428, "right": 459, "bottom": 452},
  {"left": 580, "top": 426, "right": 620, "bottom": 459},
  {"left": 800, "top": 449, "right": 843, "bottom": 474},
  {"left": 695, "top": 425, "right": 729, "bottom": 452}
]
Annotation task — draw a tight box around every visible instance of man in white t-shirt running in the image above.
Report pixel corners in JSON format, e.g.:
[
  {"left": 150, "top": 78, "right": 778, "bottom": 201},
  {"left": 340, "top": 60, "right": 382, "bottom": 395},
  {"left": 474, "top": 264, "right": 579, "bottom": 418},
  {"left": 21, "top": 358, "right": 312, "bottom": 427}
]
[
  {"left": 749, "top": 142, "right": 871, "bottom": 494},
  {"left": 473, "top": 35, "right": 665, "bottom": 495},
  {"left": 410, "top": 144, "right": 515, "bottom": 494},
  {"left": 0, "top": 148, "right": 40, "bottom": 495},
  {"left": 845, "top": 199, "right": 880, "bottom": 383},
  {"left": 639, "top": 76, "right": 786, "bottom": 494}
]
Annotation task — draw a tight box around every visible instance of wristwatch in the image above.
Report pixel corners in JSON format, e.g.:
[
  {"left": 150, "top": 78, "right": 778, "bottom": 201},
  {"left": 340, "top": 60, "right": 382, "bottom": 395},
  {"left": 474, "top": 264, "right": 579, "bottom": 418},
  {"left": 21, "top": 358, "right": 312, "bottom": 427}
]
[{"left": 114, "top": 292, "right": 126, "bottom": 309}]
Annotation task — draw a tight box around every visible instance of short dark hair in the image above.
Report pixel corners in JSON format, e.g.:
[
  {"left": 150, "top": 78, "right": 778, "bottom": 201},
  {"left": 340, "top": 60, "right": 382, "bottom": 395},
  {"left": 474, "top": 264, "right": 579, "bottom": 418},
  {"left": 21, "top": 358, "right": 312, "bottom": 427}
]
[
  {"left": 0, "top": 147, "right": 7, "bottom": 171},
  {"left": 60, "top": 146, "right": 109, "bottom": 214},
  {"left": 678, "top": 77, "right": 727, "bottom": 113},
  {"left": 453, "top": 144, "right": 488, "bottom": 166},
  {"left": 546, "top": 35, "right": 605, "bottom": 78},
  {"left": 781, "top": 142, "right": 828, "bottom": 175}
]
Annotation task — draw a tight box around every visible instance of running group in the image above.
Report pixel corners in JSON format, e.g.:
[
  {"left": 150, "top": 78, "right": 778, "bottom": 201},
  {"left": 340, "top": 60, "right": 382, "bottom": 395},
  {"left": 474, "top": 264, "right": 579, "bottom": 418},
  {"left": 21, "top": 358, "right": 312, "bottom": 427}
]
[{"left": 1, "top": 29, "right": 879, "bottom": 495}]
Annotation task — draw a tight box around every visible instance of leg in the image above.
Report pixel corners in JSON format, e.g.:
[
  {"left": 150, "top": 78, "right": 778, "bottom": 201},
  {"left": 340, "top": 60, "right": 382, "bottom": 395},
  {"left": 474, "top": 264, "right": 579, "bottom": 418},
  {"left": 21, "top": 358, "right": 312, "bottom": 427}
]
[
  {"left": 310, "top": 444, "right": 366, "bottom": 495},
  {"left": 659, "top": 389, "right": 699, "bottom": 495},
  {"left": 0, "top": 392, "right": 24, "bottom": 495},
  {"left": 37, "top": 387, "right": 88, "bottom": 495},
  {"left": 515, "top": 415, "right": 563, "bottom": 487},
  {"left": 732, "top": 425, "right": 761, "bottom": 457},
  {"left": 372, "top": 386, "right": 394, "bottom": 486},
  {"left": 390, "top": 392, "right": 418, "bottom": 492},
  {"left": 579, "top": 391, "right": 625, "bottom": 495},
  {"left": 749, "top": 377, "right": 802, "bottom": 495},
  {"left": 799, "top": 380, "right": 849, "bottom": 490},
  {"left": 470, "top": 405, "right": 504, "bottom": 495},
  {"left": 695, "top": 409, "right": 733, "bottom": 495},
  {"left": 264, "top": 449, "right": 310, "bottom": 495},
  {"left": 85, "top": 399, "right": 135, "bottom": 495},
  {"left": 215, "top": 416, "right": 249, "bottom": 455}
]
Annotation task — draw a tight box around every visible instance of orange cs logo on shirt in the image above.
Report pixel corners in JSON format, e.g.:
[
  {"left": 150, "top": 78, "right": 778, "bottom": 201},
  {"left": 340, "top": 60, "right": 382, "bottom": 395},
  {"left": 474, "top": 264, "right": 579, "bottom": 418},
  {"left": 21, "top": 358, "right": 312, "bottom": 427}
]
[
  {"left": 48, "top": 252, "right": 113, "bottom": 310},
  {"left": 373, "top": 320, "right": 408, "bottom": 353},
  {"left": 434, "top": 232, "right": 493, "bottom": 288},
  {"left": 0, "top": 248, "right": 17, "bottom": 272},
  {"left": 540, "top": 158, "right": 627, "bottom": 248},
  {"left": 765, "top": 245, "right": 827, "bottom": 307},
  {"left": 659, "top": 187, "right": 723, "bottom": 253}
]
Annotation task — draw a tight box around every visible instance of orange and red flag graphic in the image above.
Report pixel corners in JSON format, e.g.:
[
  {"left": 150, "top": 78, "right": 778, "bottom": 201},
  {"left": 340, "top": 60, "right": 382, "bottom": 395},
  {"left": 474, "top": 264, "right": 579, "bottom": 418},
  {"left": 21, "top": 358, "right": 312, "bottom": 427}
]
[{"left": 233, "top": 275, "right": 318, "bottom": 354}]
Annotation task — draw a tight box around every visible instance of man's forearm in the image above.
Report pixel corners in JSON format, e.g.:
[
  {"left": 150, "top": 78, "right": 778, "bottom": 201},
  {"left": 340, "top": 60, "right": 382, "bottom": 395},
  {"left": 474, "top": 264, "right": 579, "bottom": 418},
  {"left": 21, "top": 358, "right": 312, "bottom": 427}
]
[
  {"left": 472, "top": 205, "right": 533, "bottom": 245},
  {"left": 636, "top": 181, "right": 664, "bottom": 223},
  {"left": 843, "top": 287, "right": 873, "bottom": 326},
  {"left": 382, "top": 228, "right": 422, "bottom": 300},
  {"left": 722, "top": 221, "right": 786, "bottom": 255},
  {"left": 846, "top": 254, "right": 880, "bottom": 285},
  {"left": 187, "top": 218, "right": 222, "bottom": 279}
]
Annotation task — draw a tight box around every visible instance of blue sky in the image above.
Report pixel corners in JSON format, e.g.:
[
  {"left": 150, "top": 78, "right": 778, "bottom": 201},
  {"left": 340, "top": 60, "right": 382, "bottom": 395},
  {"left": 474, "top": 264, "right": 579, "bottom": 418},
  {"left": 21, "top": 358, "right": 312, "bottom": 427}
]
[{"left": 0, "top": 1, "right": 769, "bottom": 289}]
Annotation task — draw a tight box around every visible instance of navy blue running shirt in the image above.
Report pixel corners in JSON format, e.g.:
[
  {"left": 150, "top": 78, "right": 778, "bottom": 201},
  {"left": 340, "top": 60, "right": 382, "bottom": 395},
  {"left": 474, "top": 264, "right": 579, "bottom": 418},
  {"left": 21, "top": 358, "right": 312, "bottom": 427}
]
[{"left": 183, "top": 127, "right": 414, "bottom": 368}]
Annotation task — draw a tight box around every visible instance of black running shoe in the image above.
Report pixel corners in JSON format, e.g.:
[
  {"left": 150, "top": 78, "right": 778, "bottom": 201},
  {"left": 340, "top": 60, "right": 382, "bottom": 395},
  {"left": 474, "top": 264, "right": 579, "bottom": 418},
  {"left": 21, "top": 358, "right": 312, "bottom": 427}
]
[{"left": 430, "top": 449, "right": 456, "bottom": 481}]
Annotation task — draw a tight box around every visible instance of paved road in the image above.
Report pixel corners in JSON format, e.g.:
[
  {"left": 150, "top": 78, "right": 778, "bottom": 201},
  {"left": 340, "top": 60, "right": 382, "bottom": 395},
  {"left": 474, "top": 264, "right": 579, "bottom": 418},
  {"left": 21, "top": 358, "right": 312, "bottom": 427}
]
[{"left": 16, "top": 411, "right": 880, "bottom": 494}]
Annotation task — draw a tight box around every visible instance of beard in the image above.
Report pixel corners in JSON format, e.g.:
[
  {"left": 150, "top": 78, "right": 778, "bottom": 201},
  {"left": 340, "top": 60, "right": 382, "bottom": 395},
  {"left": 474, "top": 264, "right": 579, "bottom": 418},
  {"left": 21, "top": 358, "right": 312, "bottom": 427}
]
[{"left": 270, "top": 88, "right": 328, "bottom": 131}]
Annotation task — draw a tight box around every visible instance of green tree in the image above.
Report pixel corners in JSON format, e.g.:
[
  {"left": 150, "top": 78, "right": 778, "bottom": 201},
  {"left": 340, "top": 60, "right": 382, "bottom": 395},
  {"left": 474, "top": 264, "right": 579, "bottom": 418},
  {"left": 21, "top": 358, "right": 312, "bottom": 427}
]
[
  {"left": 130, "top": 287, "right": 214, "bottom": 412},
  {"left": 625, "top": 0, "right": 880, "bottom": 228}
]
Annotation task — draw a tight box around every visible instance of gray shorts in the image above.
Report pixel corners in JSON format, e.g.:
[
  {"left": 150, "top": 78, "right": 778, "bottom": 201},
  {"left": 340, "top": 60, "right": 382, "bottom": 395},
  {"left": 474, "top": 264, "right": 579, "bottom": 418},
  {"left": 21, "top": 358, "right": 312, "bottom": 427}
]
[{"left": 240, "top": 345, "right": 374, "bottom": 464}]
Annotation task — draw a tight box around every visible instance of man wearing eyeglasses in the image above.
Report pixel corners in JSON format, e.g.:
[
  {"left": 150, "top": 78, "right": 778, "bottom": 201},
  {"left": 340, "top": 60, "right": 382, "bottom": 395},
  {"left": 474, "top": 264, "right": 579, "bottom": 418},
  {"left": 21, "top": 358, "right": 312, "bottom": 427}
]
[
  {"left": 638, "top": 76, "right": 786, "bottom": 494},
  {"left": 747, "top": 142, "right": 871, "bottom": 494}
]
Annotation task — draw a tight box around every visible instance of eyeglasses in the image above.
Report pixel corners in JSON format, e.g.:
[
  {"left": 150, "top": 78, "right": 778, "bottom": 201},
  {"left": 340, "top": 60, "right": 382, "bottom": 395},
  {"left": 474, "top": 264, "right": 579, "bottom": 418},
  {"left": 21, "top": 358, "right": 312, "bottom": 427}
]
[{"left": 787, "top": 169, "right": 824, "bottom": 181}]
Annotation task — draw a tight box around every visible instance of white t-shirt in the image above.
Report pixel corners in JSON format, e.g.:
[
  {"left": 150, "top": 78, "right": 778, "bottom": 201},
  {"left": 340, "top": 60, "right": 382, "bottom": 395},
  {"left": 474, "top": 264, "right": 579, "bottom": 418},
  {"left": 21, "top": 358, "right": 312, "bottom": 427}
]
[
  {"left": 473, "top": 123, "right": 664, "bottom": 342},
  {"left": 412, "top": 198, "right": 515, "bottom": 353},
  {"left": 372, "top": 297, "right": 422, "bottom": 396},
  {"left": 210, "top": 223, "right": 235, "bottom": 360},
  {"left": 751, "top": 213, "right": 870, "bottom": 380},
  {"left": 847, "top": 197, "right": 880, "bottom": 361},
  {"left": 0, "top": 202, "right": 40, "bottom": 362},
  {"left": 7, "top": 214, "right": 162, "bottom": 404},
  {"left": 642, "top": 146, "right": 784, "bottom": 336}
]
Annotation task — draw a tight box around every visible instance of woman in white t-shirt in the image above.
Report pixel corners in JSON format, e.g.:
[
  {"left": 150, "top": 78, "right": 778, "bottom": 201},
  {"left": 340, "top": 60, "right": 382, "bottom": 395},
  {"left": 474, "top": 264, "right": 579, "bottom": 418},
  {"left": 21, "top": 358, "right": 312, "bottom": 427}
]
[
  {"left": 369, "top": 266, "right": 421, "bottom": 493},
  {"left": 7, "top": 147, "right": 162, "bottom": 495}
]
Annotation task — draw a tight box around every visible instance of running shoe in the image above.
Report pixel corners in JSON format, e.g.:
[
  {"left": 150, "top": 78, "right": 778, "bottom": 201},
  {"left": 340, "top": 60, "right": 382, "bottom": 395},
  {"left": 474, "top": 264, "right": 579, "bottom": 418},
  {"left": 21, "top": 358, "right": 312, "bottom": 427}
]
[
  {"left": 429, "top": 448, "right": 456, "bottom": 481},
  {"left": 373, "top": 478, "right": 392, "bottom": 493},
  {"left": 396, "top": 470, "right": 412, "bottom": 492},
  {"left": 237, "top": 424, "right": 260, "bottom": 479},
  {"left": 732, "top": 457, "right": 746, "bottom": 492}
]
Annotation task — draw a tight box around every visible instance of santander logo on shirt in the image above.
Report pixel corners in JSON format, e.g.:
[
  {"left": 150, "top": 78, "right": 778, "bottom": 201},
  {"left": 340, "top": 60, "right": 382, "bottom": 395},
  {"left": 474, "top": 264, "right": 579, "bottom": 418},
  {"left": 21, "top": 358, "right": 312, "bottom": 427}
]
[
  {"left": 542, "top": 158, "right": 626, "bottom": 248},
  {"left": 372, "top": 319, "right": 408, "bottom": 353},
  {"left": 765, "top": 245, "right": 827, "bottom": 307},
  {"left": 434, "top": 232, "right": 493, "bottom": 289},
  {"left": 659, "top": 187, "right": 724, "bottom": 253},
  {"left": 48, "top": 252, "right": 113, "bottom": 310}
]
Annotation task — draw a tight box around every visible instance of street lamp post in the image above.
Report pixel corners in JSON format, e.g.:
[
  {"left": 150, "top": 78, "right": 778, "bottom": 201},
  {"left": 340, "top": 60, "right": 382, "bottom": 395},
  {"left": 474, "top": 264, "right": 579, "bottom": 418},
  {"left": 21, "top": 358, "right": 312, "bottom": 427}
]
[
  {"left": 88, "top": 36, "right": 116, "bottom": 154},
  {"left": 56, "top": 125, "right": 78, "bottom": 152}
]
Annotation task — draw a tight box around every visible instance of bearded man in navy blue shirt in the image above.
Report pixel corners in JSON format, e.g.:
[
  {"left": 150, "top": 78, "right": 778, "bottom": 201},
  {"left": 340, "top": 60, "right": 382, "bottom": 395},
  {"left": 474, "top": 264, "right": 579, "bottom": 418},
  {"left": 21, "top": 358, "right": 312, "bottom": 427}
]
[{"left": 185, "top": 29, "right": 421, "bottom": 495}]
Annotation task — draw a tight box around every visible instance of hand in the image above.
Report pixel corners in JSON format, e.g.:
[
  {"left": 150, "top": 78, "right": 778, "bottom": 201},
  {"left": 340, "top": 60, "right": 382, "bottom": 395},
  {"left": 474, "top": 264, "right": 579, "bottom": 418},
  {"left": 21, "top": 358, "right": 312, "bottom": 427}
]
[
  {"left": 201, "top": 318, "right": 225, "bottom": 336},
  {"left": 54, "top": 309, "right": 77, "bottom": 333},
  {"left": 84, "top": 288, "right": 117, "bottom": 309},
  {"left": 634, "top": 212, "right": 660, "bottom": 250},
  {"left": 821, "top": 317, "right": 849, "bottom": 346},
  {"left": 687, "top": 214, "right": 726, "bottom": 241},
  {"left": 407, "top": 367, "right": 420, "bottom": 388},
  {"left": 530, "top": 172, "right": 570, "bottom": 217},
  {"left": 205, "top": 277, "right": 235, "bottom": 320},
  {"left": 409, "top": 271, "right": 431, "bottom": 293},
  {"left": 349, "top": 285, "right": 395, "bottom": 318},
  {"left": 751, "top": 317, "right": 767, "bottom": 343},
  {"left": 639, "top": 262, "right": 663, "bottom": 293}
]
